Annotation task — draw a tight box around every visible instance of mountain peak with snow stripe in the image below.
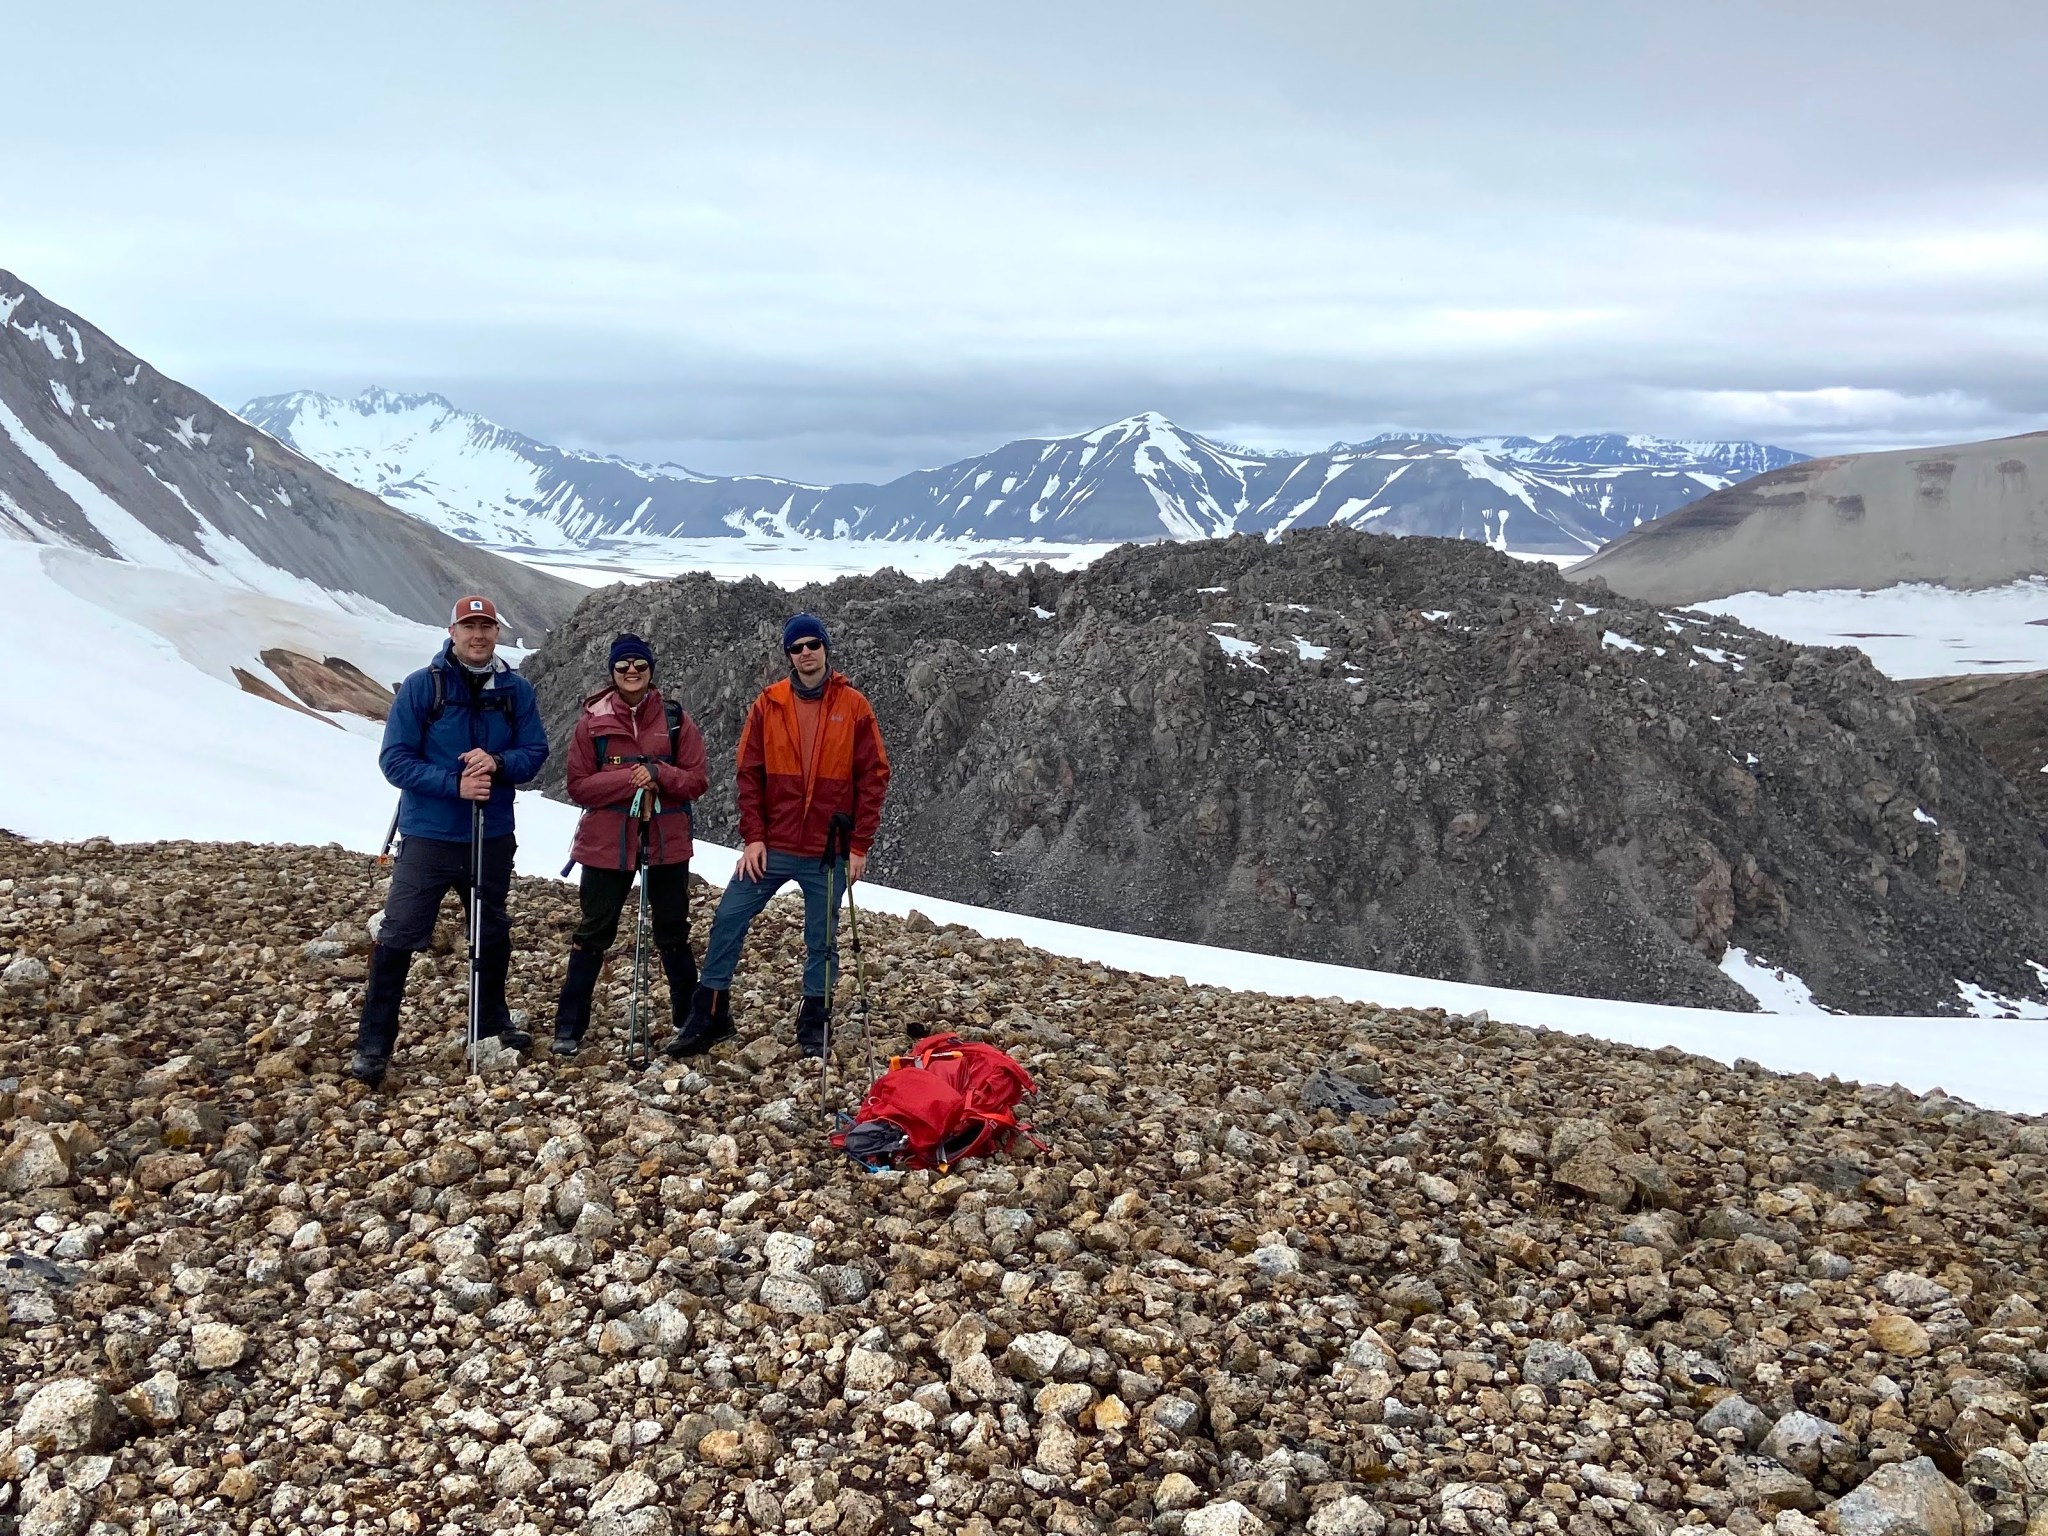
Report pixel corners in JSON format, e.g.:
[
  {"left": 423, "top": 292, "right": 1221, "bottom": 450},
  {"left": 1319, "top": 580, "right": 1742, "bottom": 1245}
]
[{"left": 245, "top": 386, "right": 1804, "bottom": 555}]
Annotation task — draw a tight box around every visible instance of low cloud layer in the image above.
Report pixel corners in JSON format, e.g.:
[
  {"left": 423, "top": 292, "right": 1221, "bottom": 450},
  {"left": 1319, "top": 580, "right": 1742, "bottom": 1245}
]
[{"left": 11, "top": 1, "right": 2046, "bottom": 482}]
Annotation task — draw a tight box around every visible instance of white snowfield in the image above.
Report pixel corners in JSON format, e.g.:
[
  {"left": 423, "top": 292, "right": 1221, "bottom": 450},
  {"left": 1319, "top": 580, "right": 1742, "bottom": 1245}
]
[
  {"left": 1702, "top": 578, "right": 2048, "bottom": 680},
  {"left": 507, "top": 534, "right": 1115, "bottom": 591}
]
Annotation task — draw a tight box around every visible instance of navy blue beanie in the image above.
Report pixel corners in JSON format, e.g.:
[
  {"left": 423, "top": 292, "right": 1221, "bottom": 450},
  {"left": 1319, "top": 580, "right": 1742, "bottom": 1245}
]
[
  {"left": 781, "top": 613, "right": 830, "bottom": 653},
  {"left": 608, "top": 633, "right": 655, "bottom": 671}
]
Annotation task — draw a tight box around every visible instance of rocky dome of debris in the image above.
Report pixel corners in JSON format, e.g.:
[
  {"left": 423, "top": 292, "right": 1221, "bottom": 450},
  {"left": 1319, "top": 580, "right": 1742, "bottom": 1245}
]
[{"left": 524, "top": 528, "right": 2048, "bottom": 1015}]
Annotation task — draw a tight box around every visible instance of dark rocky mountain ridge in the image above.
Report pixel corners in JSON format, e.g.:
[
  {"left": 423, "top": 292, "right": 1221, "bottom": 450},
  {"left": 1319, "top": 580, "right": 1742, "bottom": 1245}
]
[{"left": 524, "top": 529, "right": 2048, "bottom": 1015}]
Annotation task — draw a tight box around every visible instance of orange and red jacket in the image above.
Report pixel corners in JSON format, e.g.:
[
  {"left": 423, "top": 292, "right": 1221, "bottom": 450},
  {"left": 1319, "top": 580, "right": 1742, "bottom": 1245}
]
[{"left": 735, "top": 672, "right": 890, "bottom": 858}]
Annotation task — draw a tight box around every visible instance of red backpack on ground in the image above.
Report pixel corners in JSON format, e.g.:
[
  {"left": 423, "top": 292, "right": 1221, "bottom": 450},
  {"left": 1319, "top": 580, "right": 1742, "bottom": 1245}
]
[{"left": 830, "top": 1031, "right": 1042, "bottom": 1171}]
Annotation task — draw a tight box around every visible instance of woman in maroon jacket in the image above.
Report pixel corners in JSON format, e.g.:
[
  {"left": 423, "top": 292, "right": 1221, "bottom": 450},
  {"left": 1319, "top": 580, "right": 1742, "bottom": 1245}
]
[{"left": 552, "top": 634, "right": 711, "bottom": 1057}]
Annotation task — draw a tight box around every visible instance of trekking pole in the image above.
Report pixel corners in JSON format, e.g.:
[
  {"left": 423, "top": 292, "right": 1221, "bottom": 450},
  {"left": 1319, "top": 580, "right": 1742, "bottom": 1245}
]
[
  {"left": 624, "top": 787, "right": 655, "bottom": 1069},
  {"left": 377, "top": 802, "right": 401, "bottom": 867},
  {"left": 842, "top": 860, "right": 876, "bottom": 1092},
  {"left": 467, "top": 798, "right": 484, "bottom": 1074},
  {"left": 825, "top": 813, "right": 876, "bottom": 1087},
  {"left": 818, "top": 817, "right": 850, "bottom": 1117}
]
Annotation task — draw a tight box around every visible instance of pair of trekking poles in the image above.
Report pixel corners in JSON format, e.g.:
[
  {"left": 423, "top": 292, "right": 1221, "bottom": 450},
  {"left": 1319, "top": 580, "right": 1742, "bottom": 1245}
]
[
  {"left": 375, "top": 798, "right": 876, "bottom": 1084},
  {"left": 376, "top": 798, "right": 493, "bottom": 1075}
]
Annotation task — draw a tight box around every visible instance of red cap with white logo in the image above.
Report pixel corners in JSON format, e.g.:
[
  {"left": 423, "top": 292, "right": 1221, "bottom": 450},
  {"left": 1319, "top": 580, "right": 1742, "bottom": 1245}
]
[{"left": 451, "top": 595, "right": 500, "bottom": 625}]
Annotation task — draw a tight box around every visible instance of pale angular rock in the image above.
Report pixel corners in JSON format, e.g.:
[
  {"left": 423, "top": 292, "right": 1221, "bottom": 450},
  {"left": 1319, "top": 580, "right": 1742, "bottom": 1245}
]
[
  {"left": 934, "top": 1313, "right": 989, "bottom": 1365},
  {"left": 1308, "top": 1496, "right": 1387, "bottom": 1536},
  {"left": 1156, "top": 1473, "right": 1204, "bottom": 1511},
  {"left": 191, "top": 1321, "right": 249, "bottom": 1370},
  {"left": 743, "top": 1482, "right": 782, "bottom": 1531},
  {"left": 1035, "top": 1382, "right": 1095, "bottom": 1420},
  {"left": 1184, "top": 1501, "right": 1270, "bottom": 1536},
  {"left": 1522, "top": 1340, "right": 1596, "bottom": 1387},
  {"left": 0, "top": 1123, "right": 74, "bottom": 1191},
  {"left": 1701, "top": 1394, "right": 1775, "bottom": 1450},
  {"left": 1250, "top": 1241, "right": 1303, "bottom": 1276},
  {"left": 1868, "top": 1314, "right": 1932, "bottom": 1358},
  {"left": 590, "top": 1470, "right": 660, "bottom": 1518},
  {"left": 1004, "top": 1330, "right": 1087, "bottom": 1382},
  {"left": 764, "top": 1232, "right": 817, "bottom": 1274},
  {"left": 485, "top": 1442, "right": 543, "bottom": 1498},
  {"left": 842, "top": 1346, "right": 900, "bottom": 1395},
  {"left": 1831, "top": 1458, "right": 1991, "bottom": 1536},
  {"left": 19, "top": 1488, "right": 88, "bottom": 1536},
  {"left": 1441, "top": 1485, "right": 1512, "bottom": 1518},
  {"left": 1875, "top": 1272, "right": 1952, "bottom": 1311},
  {"left": 1761, "top": 1411, "right": 1850, "bottom": 1479},
  {"left": 636, "top": 1299, "right": 692, "bottom": 1355},
  {"left": 759, "top": 1274, "right": 826, "bottom": 1316},
  {"left": 588, "top": 1512, "right": 674, "bottom": 1536},
  {"left": 882, "top": 1399, "right": 935, "bottom": 1431},
  {"left": 1035, "top": 1413, "right": 1080, "bottom": 1476},
  {"left": 119, "top": 1370, "right": 181, "bottom": 1428},
  {"left": 1725, "top": 1454, "right": 1820, "bottom": 1511},
  {"left": 18, "top": 1379, "right": 115, "bottom": 1452}
]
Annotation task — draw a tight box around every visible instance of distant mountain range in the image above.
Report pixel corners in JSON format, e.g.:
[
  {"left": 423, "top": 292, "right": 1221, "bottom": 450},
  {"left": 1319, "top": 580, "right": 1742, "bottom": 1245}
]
[
  {"left": 0, "top": 274, "right": 576, "bottom": 638},
  {"left": 241, "top": 389, "right": 1806, "bottom": 556}
]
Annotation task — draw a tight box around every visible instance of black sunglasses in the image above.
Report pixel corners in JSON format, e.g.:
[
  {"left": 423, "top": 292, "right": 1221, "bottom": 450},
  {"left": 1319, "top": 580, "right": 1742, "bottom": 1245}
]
[
  {"left": 612, "top": 659, "right": 650, "bottom": 673},
  {"left": 785, "top": 638, "right": 824, "bottom": 655}
]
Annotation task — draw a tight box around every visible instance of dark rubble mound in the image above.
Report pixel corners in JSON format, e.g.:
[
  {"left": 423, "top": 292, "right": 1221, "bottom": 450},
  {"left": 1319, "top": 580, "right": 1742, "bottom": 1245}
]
[
  {"left": 526, "top": 529, "right": 2048, "bottom": 1016},
  {"left": 2, "top": 838, "right": 2047, "bottom": 1536}
]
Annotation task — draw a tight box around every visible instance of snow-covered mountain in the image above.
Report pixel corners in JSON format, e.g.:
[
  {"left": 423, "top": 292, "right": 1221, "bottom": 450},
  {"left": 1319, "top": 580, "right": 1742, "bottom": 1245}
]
[
  {"left": 245, "top": 390, "right": 1805, "bottom": 556},
  {"left": 1378, "top": 432, "right": 1806, "bottom": 478},
  {"left": 0, "top": 276, "right": 577, "bottom": 640}
]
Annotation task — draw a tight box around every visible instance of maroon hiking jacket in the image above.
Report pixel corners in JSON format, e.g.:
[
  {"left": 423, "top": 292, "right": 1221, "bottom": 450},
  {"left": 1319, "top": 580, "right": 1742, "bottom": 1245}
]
[{"left": 564, "top": 687, "right": 710, "bottom": 869}]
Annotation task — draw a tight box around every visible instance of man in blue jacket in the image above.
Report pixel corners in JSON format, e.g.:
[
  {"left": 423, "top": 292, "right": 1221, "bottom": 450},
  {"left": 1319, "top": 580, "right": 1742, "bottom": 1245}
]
[{"left": 349, "top": 595, "right": 551, "bottom": 1085}]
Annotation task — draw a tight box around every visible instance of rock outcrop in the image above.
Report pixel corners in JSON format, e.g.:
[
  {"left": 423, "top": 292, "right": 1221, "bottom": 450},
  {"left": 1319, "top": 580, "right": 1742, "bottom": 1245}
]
[
  {"left": 523, "top": 527, "right": 2048, "bottom": 1014},
  {"left": 2, "top": 836, "right": 2046, "bottom": 1535}
]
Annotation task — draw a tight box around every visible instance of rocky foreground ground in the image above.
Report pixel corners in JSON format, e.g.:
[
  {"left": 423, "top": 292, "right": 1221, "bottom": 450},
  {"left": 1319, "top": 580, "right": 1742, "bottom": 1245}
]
[{"left": 2, "top": 838, "right": 2046, "bottom": 1536}]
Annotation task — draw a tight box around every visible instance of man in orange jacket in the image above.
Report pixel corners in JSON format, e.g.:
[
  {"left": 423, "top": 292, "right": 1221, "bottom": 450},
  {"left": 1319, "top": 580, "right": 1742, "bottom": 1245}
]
[{"left": 668, "top": 612, "right": 891, "bottom": 1058}]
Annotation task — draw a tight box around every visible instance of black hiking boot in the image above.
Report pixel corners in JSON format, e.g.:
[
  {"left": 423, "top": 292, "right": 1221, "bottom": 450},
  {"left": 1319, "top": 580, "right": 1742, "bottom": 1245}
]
[
  {"left": 796, "top": 995, "right": 831, "bottom": 1060},
  {"left": 552, "top": 942, "right": 605, "bottom": 1058},
  {"left": 474, "top": 939, "right": 531, "bottom": 1051},
  {"left": 664, "top": 986, "right": 733, "bottom": 1058},
  {"left": 348, "top": 943, "right": 413, "bottom": 1086},
  {"left": 653, "top": 944, "right": 701, "bottom": 1066}
]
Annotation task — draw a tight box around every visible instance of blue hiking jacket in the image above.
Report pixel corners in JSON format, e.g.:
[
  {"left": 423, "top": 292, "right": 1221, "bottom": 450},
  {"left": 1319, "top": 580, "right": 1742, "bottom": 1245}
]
[{"left": 379, "top": 642, "right": 550, "bottom": 842}]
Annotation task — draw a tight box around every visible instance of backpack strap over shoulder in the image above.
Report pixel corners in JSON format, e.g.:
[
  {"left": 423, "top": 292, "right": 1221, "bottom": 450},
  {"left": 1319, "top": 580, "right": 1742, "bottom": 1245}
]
[{"left": 417, "top": 667, "right": 447, "bottom": 756}]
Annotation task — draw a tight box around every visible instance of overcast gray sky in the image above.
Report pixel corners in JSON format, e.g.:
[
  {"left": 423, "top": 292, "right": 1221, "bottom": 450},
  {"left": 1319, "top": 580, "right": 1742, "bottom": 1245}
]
[{"left": 8, "top": 1, "right": 2046, "bottom": 481}]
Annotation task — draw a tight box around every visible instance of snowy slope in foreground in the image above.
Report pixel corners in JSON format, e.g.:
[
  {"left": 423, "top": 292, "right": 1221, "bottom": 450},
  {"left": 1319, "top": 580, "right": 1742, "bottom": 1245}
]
[
  {"left": 0, "top": 541, "right": 577, "bottom": 876},
  {"left": 3, "top": 541, "right": 2041, "bottom": 1116}
]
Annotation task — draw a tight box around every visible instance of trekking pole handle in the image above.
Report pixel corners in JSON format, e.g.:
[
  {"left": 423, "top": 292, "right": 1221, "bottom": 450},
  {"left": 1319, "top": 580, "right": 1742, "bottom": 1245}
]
[{"left": 823, "top": 811, "right": 855, "bottom": 868}]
